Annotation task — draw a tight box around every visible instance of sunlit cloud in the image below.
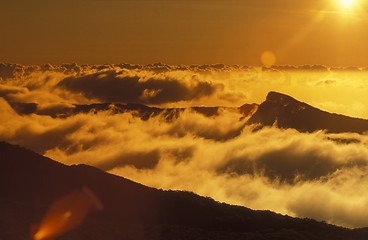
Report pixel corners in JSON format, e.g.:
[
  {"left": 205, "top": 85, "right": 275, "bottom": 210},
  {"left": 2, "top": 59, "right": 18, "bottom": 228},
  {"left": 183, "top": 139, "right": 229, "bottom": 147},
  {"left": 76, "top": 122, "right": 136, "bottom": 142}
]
[
  {"left": 1, "top": 64, "right": 368, "bottom": 228},
  {"left": 2, "top": 92, "right": 368, "bottom": 227}
]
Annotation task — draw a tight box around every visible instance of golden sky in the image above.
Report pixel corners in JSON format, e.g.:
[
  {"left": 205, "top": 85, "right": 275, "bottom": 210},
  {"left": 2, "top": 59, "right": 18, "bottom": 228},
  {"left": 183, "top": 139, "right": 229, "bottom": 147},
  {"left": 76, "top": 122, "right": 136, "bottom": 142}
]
[{"left": 2, "top": 0, "right": 368, "bottom": 65}]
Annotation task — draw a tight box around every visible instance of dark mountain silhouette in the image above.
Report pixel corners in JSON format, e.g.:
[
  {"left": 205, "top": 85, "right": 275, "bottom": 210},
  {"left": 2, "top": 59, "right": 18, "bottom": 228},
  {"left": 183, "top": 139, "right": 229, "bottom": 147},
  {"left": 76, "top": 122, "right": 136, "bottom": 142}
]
[
  {"left": 7, "top": 102, "right": 38, "bottom": 115},
  {"left": 2, "top": 141, "right": 368, "bottom": 239},
  {"left": 9, "top": 91, "right": 368, "bottom": 134},
  {"left": 239, "top": 103, "right": 258, "bottom": 116},
  {"left": 8, "top": 101, "right": 258, "bottom": 120},
  {"left": 248, "top": 91, "right": 368, "bottom": 133}
]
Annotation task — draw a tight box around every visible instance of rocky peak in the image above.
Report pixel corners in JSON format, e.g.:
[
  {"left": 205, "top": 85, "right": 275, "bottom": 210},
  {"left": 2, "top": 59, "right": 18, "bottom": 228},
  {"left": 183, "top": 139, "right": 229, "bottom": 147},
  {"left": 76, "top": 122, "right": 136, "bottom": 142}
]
[
  {"left": 266, "top": 91, "right": 299, "bottom": 105},
  {"left": 248, "top": 91, "right": 368, "bottom": 133}
]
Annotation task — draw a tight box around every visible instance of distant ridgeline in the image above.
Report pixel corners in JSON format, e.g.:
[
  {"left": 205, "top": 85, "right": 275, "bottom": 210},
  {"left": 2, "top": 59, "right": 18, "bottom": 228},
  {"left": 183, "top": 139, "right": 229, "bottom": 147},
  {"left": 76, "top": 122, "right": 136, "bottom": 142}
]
[
  {"left": 8, "top": 101, "right": 258, "bottom": 120},
  {"left": 2, "top": 141, "right": 368, "bottom": 240},
  {"left": 6, "top": 91, "right": 368, "bottom": 133}
]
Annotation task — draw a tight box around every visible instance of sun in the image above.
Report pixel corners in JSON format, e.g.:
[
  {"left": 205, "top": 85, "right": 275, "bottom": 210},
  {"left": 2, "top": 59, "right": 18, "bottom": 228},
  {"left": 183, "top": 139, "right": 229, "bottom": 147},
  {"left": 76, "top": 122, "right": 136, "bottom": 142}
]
[{"left": 340, "top": 0, "right": 356, "bottom": 8}]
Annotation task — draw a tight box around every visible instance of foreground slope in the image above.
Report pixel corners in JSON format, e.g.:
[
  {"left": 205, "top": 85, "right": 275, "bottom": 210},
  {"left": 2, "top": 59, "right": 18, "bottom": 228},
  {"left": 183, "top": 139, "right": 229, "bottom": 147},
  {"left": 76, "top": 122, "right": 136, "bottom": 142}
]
[
  {"left": 248, "top": 91, "right": 368, "bottom": 133},
  {"left": 1, "top": 141, "right": 368, "bottom": 240}
]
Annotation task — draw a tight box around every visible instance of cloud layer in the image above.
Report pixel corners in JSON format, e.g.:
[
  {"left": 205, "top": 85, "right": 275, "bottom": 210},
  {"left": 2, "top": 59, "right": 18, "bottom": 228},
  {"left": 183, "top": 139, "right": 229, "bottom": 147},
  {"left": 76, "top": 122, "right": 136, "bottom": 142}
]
[
  {"left": 2, "top": 62, "right": 368, "bottom": 118},
  {"left": 1, "top": 63, "right": 368, "bottom": 228},
  {"left": 1, "top": 96, "right": 368, "bottom": 227}
]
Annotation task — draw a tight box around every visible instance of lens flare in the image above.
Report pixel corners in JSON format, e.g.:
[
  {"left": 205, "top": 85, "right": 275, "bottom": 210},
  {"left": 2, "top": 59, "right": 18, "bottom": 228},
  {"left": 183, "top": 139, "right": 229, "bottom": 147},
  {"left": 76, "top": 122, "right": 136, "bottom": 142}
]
[
  {"left": 260, "top": 51, "right": 277, "bottom": 67},
  {"left": 32, "top": 187, "right": 103, "bottom": 240}
]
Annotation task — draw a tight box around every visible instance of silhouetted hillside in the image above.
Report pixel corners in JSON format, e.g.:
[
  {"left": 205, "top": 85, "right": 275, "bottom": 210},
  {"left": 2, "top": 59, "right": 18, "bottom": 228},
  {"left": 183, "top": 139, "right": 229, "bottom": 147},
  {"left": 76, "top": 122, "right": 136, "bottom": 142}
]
[
  {"left": 8, "top": 102, "right": 256, "bottom": 120},
  {"left": 248, "top": 91, "right": 368, "bottom": 133},
  {"left": 1, "top": 141, "right": 368, "bottom": 240}
]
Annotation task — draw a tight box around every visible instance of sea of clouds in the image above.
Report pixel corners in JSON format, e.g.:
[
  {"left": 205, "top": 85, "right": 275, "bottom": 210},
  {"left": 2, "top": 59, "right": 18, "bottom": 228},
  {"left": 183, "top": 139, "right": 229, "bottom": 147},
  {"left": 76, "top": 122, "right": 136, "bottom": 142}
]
[{"left": 1, "top": 63, "right": 368, "bottom": 228}]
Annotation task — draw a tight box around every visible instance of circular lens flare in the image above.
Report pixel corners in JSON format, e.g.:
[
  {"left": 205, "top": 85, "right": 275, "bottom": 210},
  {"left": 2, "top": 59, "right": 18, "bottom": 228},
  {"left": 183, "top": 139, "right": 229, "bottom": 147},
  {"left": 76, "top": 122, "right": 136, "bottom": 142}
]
[{"left": 261, "top": 51, "right": 276, "bottom": 67}]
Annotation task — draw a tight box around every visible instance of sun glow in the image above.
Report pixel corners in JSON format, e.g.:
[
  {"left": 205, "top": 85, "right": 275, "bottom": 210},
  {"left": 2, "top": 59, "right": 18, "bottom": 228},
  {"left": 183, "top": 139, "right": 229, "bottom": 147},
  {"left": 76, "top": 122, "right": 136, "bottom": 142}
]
[{"left": 340, "top": 0, "right": 356, "bottom": 8}]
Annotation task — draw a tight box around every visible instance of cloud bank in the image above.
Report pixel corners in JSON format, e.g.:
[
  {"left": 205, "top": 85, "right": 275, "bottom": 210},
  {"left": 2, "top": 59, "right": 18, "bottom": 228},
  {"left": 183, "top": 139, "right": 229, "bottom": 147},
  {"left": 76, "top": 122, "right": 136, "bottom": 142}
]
[
  {"left": 1, "top": 63, "right": 368, "bottom": 228},
  {"left": 1, "top": 62, "right": 368, "bottom": 117},
  {"left": 1, "top": 96, "right": 368, "bottom": 227},
  {"left": 57, "top": 70, "right": 219, "bottom": 104}
]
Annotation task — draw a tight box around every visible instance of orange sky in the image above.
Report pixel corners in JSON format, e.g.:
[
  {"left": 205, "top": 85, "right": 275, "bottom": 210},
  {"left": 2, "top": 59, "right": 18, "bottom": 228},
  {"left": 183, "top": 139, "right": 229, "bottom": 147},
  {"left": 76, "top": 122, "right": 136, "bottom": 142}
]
[{"left": 2, "top": 0, "right": 368, "bottom": 65}]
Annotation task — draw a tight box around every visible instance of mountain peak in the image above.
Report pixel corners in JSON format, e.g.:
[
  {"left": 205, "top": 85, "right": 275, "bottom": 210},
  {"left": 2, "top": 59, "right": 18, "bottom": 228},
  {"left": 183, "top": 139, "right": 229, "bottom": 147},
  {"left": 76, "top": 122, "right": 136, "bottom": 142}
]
[
  {"left": 248, "top": 92, "right": 368, "bottom": 133},
  {"left": 266, "top": 91, "right": 298, "bottom": 103}
]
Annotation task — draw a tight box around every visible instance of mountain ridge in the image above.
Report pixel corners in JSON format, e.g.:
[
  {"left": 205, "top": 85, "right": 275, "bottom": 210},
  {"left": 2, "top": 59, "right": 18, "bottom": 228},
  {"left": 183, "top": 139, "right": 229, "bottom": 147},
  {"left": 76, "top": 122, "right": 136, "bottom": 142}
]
[
  {"left": 248, "top": 91, "right": 368, "bottom": 133},
  {"left": 8, "top": 101, "right": 258, "bottom": 120},
  {"left": 2, "top": 141, "right": 368, "bottom": 239},
  {"left": 7, "top": 91, "right": 368, "bottom": 134}
]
